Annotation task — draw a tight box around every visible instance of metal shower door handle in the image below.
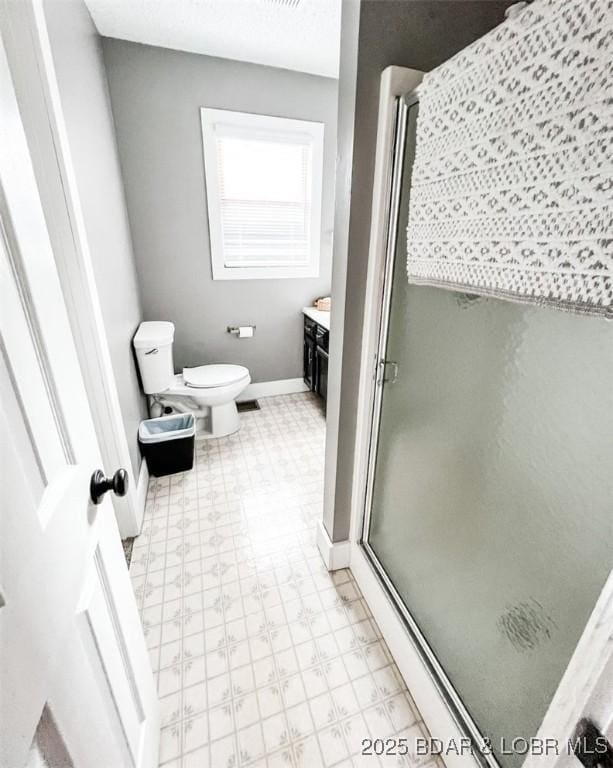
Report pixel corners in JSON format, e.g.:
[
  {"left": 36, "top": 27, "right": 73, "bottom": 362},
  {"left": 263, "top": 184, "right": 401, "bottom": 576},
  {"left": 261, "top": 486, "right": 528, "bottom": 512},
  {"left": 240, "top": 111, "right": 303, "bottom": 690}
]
[{"left": 378, "top": 360, "right": 399, "bottom": 384}]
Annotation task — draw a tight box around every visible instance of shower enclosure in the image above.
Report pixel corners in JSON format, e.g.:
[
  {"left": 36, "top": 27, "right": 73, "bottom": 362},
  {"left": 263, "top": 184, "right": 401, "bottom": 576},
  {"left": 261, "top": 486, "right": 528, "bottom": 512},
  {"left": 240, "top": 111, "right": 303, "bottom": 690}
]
[{"left": 359, "top": 91, "right": 613, "bottom": 767}]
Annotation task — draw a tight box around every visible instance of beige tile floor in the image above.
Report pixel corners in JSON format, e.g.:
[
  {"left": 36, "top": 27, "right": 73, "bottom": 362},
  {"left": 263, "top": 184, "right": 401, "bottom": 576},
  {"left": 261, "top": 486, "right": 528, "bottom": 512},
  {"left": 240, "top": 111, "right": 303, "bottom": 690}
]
[{"left": 130, "top": 393, "right": 437, "bottom": 768}]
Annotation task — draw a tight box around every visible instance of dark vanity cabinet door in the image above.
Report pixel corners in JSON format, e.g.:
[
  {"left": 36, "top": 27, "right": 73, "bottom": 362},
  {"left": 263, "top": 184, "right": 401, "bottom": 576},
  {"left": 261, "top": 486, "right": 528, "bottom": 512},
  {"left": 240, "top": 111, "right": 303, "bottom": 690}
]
[
  {"left": 314, "top": 323, "right": 329, "bottom": 405},
  {"left": 303, "top": 314, "right": 329, "bottom": 404},
  {"left": 315, "top": 345, "right": 328, "bottom": 403},
  {"left": 303, "top": 316, "right": 317, "bottom": 390},
  {"left": 303, "top": 336, "right": 316, "bottom": 390}
]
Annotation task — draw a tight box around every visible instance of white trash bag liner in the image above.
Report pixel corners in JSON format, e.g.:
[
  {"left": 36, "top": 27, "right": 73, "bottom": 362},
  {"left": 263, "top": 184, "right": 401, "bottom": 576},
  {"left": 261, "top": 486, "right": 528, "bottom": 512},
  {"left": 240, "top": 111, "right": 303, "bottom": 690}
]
[{"left": 138, "top": 413, "right": 195, "bottom": 443}]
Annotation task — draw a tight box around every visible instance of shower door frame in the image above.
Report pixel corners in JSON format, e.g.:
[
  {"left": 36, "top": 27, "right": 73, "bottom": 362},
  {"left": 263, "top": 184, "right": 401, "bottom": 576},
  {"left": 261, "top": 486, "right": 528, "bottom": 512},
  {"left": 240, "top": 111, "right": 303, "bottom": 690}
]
[
  {"left": 347, "top": 67, "right": 613, "bottom": 768},
  {"left": 357, "top": 87, "right": 500, "bottom": 768}
]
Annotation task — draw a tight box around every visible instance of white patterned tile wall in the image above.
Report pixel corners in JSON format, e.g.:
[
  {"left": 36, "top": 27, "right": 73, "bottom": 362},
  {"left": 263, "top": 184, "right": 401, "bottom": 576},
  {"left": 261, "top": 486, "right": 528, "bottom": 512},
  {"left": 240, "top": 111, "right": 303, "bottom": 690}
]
[{"left": 130, "top": 393, "right": 440, "bottom": 768}]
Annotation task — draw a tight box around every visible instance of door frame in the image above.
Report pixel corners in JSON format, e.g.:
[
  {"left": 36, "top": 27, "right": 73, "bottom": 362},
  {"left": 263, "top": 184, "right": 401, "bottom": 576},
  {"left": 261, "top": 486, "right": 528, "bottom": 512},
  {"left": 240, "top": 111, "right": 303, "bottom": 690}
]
[
  {"left": 347, "top": 65, "right": 482, "bottom": 768},
  {"left": 1, "top": 0, "right": 147, "bottom": 537},
  {"left": 348, "top": 65, "right": 613, "bottom": 768}
]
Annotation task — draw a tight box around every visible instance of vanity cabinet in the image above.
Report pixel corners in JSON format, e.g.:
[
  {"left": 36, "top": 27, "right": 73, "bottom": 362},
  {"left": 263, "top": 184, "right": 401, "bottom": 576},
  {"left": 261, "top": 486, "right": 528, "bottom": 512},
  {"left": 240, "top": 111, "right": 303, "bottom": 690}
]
[
  {"left": 303, "top": 314, "right": 329, "bottom": 405},
  {"left": 303, "top": 321, "right": 316, "bottom": 391},
  {"left": 315, "top": 344, "right": 328, "bottom": 401}
]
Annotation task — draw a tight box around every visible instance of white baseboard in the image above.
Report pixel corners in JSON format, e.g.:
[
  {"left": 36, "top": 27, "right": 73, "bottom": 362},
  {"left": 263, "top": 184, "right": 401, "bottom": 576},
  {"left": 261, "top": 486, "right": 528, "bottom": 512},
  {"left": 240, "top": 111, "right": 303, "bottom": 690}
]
[
  {"left": 135, "top": 458, "right": 149, "bottom": 534},
  {"left": 316, "top": 519, "right": 351, "bottom": 571},
  {"left": 238, "top": 378, "right": 309, "bottom": 401},
  {"left": 350, "top": 543, "right": 480, "bottom": 768}
]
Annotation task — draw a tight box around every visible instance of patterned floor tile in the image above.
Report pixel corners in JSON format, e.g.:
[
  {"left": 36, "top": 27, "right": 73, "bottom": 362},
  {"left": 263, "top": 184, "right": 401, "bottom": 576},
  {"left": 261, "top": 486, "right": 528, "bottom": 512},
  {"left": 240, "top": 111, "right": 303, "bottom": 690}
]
[{"left": 131, "top": 393, "right": 436, "bottom": 768}]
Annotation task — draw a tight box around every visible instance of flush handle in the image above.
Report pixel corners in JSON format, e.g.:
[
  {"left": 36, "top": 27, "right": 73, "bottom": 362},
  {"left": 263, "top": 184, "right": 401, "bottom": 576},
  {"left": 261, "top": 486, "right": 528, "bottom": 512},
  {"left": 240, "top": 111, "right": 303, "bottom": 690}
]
[{"left": 90, "top": 469, "right": 129, "bottom": 505}]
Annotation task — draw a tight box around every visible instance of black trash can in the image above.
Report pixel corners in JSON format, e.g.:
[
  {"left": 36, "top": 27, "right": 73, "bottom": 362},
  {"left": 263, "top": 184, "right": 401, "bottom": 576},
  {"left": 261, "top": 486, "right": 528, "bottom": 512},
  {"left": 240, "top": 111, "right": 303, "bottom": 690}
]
[{"left": 138, "top": 413, "right": 195, "bottom": 477}]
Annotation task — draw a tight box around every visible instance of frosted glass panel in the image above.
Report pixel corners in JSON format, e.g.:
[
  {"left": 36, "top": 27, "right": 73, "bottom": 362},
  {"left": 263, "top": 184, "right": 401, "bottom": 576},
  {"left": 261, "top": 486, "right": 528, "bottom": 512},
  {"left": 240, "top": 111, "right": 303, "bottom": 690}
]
[{"left": 366, "top": 107, "right": 613, "bottom": 766}]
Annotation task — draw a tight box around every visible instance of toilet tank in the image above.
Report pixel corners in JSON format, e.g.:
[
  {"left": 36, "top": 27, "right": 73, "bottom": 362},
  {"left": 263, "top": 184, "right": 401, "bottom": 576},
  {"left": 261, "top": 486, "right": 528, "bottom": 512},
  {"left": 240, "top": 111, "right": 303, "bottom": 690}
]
[{"left": 133, "top": 321, "right": 175, "bottom": 394}]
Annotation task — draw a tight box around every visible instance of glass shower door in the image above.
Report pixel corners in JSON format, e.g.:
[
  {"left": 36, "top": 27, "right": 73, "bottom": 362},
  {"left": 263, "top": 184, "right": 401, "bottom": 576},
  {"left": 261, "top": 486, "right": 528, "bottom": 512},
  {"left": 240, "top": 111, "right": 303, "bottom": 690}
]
[{"left": 363, "top": 99, "right": 613, "bottom": 767}]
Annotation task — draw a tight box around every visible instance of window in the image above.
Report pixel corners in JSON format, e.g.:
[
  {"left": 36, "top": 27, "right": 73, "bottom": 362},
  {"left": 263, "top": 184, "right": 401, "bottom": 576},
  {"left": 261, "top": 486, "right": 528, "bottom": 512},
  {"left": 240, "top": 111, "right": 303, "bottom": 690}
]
[{"left": 200, "top": 108, "right": 324, "bottom": 280}]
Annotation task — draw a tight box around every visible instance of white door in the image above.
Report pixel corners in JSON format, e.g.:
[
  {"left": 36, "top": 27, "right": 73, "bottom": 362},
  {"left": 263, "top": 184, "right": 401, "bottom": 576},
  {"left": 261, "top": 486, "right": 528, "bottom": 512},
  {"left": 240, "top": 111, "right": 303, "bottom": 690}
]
[
  {"left": 0, "top": 39, "right": 159, "bottom": 768},
  {"left": 534, "top": 570, "right": 613, "bottom": 768}
]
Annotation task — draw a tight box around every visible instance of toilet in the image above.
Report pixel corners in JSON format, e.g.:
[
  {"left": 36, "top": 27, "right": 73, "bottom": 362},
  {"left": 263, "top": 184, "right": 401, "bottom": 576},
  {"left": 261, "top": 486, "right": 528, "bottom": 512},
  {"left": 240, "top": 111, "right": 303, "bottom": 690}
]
[{"left": 133, "top": 321, "right": 250, "bottom": 438}]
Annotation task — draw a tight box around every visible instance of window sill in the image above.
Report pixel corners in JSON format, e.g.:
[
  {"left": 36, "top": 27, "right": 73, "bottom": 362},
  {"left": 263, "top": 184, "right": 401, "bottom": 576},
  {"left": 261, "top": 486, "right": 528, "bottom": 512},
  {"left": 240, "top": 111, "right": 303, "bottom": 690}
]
[{"left": 211, "top": 265, "right": 320, "bottom": 281}]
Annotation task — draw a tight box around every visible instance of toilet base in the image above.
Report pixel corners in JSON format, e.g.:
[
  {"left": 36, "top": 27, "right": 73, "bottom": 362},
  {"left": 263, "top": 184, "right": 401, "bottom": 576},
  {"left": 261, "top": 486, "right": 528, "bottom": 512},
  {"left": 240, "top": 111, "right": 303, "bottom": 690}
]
[
  {"left": 206, "top": 401, "right": 241, "bottom": 439},
  {"left": 148, "top": 397, "right": 242, "bottom": 440}
]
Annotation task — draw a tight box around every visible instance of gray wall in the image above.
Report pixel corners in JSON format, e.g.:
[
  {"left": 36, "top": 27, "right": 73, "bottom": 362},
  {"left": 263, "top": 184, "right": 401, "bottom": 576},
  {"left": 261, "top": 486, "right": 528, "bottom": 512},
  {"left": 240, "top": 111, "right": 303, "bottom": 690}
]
[
  {"left": 331, "top": 0, "right": 514, "bottom": 541},
  {"left": 102, "top": 40, "right": 338, "bottom": 381},
  {"left": 43, "top": 0, "right": 147, "bottom": 477},
  {"left": 322, "top": 0, "right": 360, "bottom": 541}
]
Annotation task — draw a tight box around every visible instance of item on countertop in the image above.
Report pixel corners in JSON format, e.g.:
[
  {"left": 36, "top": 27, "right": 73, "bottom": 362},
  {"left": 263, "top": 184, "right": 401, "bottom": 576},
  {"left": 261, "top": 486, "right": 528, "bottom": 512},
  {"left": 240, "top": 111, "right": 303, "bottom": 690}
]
[{"left": 313, "top": 296, "right": 331, "bottom": 312}]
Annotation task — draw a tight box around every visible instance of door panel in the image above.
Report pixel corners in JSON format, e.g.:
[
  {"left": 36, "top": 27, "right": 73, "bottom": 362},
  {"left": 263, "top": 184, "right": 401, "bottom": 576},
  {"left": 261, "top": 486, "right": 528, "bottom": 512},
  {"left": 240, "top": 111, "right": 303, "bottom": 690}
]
[
  {"left": 0, "top": 222, "right": 69, "bottom": 481},
  {"left": 0, "top": 345, "right": 45, "bottom": 508},
  {"left": 79, "top": 543, "right": 149, "bottom": 761},
  {"left": 0, "top": 35, "right": 158, "bottom": 768}
]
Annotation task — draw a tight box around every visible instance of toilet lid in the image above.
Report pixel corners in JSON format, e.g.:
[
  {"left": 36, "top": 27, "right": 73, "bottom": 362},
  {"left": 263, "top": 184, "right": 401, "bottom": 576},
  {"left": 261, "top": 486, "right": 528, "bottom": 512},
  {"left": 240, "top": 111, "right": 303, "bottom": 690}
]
[{"left": 183, "top": 364, "right": 249, "bottom": 389}]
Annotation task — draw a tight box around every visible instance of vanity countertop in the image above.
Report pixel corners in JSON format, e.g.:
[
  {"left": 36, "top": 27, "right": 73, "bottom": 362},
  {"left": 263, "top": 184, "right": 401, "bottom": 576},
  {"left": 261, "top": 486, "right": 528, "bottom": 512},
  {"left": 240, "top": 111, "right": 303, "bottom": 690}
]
[{"left": 302, "top": 306, "right": 331, "bottom": 331}]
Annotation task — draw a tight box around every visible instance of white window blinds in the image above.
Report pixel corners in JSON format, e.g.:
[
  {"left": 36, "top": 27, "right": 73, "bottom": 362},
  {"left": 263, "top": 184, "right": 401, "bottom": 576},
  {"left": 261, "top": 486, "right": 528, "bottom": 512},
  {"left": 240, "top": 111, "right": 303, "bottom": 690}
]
[{"left": 201, "top": 109, "right": 324, "bottom": 280}]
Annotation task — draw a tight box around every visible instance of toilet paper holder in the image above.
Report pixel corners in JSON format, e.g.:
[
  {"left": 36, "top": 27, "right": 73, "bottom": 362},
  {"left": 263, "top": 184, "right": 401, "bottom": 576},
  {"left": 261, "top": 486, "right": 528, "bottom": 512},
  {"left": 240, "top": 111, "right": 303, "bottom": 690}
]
[{"left": 227, "top": 325, "right": 256, "bottom": 337}]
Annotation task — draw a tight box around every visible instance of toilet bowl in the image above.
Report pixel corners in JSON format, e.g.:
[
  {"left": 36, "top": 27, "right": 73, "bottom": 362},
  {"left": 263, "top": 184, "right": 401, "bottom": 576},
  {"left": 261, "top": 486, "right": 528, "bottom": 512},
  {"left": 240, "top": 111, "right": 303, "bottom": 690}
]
[
  {"left": 161, "top": 365, "right": 250, "bottom": 437},
  {"left": 133, "top": 322, "right": 251, "bottom": 438}
]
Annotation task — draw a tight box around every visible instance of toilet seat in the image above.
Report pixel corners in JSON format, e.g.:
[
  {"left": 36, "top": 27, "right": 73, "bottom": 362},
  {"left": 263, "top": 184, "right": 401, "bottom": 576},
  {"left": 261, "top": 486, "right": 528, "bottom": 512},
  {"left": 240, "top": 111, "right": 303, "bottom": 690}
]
[{"left": 183, "top": 364, "right": 249, "bottom": 389}]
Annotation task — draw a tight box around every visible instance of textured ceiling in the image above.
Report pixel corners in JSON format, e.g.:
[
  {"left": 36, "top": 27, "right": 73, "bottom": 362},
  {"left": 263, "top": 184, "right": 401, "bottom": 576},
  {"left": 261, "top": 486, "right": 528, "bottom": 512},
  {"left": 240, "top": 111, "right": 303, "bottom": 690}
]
[{"left": 84, "top": 0, "right": 342, "bottom": 78}]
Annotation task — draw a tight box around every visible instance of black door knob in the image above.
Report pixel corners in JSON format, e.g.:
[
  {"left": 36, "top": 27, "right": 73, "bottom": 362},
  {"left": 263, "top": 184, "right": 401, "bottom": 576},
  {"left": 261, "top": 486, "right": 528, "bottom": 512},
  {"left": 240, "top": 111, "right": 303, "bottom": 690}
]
[{"left": 90, "top": 468, "right": 129, "bottom": 505}]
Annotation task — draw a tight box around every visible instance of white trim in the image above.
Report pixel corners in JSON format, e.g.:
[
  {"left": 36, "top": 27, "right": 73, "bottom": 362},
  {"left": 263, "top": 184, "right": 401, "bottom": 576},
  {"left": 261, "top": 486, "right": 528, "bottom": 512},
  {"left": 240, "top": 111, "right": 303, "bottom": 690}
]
[
  {"left": 350, "top": 544, "right": 477, "bottom": 768},
  {"left": 316, "top": 520, "right": 350, "bottom": 571},
  {"left": 343, "top": 75, "right": 477, "bottom": 768},
  {"left": 349, "top": 65, "right": 424, "bottom": 549},
  {"left": 10, "top": 0, "right": 142, "bottom": 538},
  {"left": 200, "top": 107, "right": 324, "bottom": 281},
  {"left": 345, "top": 65, "right": 484, "bottom": 764},
  {"left": 238, "top": 377, "right": 308, "bottom": 401},
  {"left": 134, "top": 459, "right": 149, "bottom": 535}
]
